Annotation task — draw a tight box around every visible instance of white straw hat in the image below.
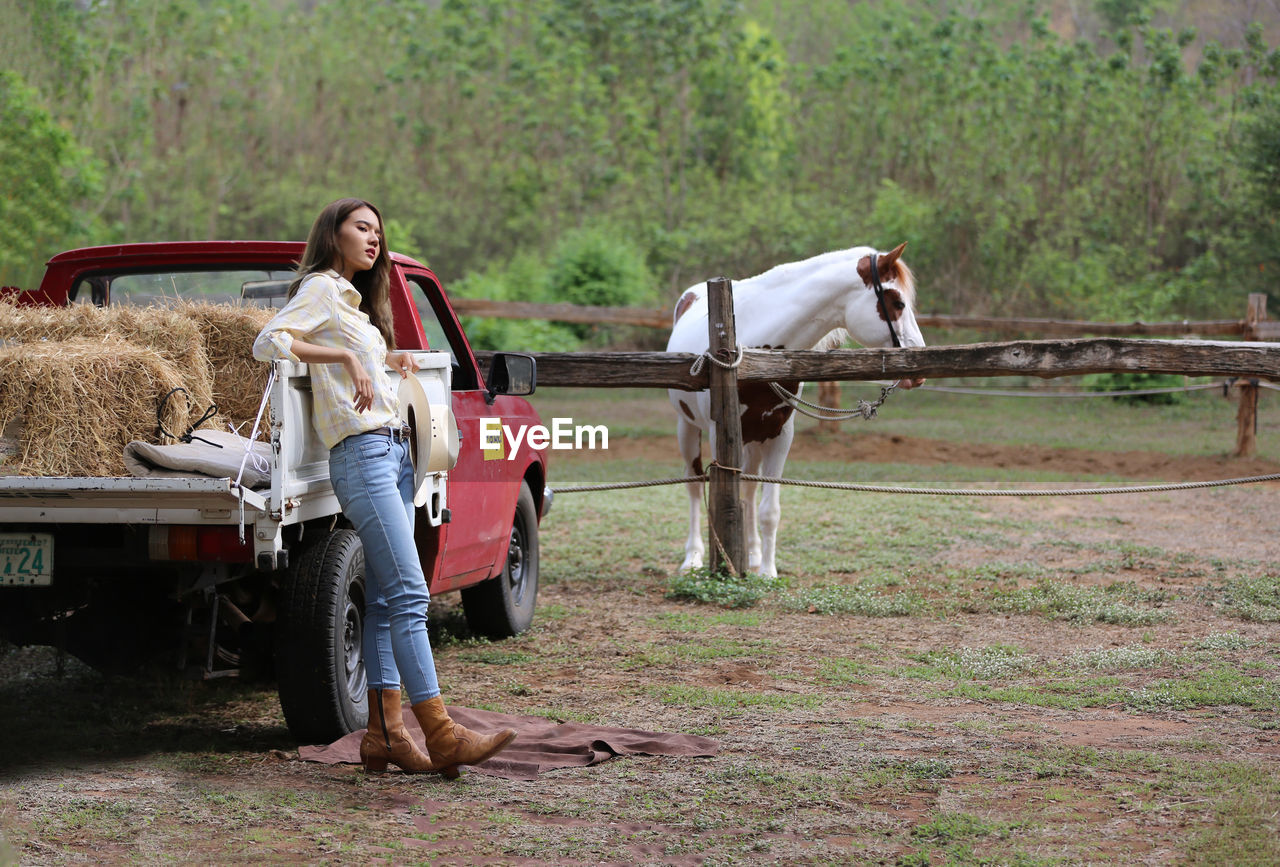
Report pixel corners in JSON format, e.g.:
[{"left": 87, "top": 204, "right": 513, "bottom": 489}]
[{"left": 397, "top": 374, "right": 456, "bottom": 507}]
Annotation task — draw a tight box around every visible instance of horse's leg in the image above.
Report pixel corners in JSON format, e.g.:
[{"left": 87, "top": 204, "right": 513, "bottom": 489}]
[
  {"left": 676, "top": 416, "right": 705, "bottom": 572},
  {"left": 756, "top": 419, "right": 794, "bottom": 578},
  {"left": 742, "top": 442, "right": 765, "bottom": 574}
]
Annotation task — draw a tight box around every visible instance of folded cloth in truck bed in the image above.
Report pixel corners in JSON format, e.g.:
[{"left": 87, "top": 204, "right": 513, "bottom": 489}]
[{"left": 124, "top": 429, "right": 272, "bottom": 489}]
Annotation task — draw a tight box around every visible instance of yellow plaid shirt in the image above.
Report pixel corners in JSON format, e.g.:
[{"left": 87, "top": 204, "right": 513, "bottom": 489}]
[{"left": 252, "top": 270, "right": 399, "bottom": 450}]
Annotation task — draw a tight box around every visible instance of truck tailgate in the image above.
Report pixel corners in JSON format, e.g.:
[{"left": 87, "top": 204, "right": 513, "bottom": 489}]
[{"left": 0, "top": 477, "right": 267, "bottom": 523}]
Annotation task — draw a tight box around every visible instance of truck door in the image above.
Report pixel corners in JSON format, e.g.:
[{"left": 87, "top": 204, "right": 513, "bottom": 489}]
[{"left": 402, "top": 271, "right": 512, "bottom": 588}]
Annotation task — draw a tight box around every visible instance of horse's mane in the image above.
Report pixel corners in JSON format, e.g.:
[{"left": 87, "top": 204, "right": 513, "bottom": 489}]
[
  {"left": 880, "top": 258, "right": 917, "bottom": 307},
  {"left": 812, "top": 328, "right": 849, "bottom": 351}
]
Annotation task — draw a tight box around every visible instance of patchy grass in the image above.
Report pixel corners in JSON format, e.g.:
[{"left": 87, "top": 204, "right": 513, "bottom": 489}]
[
  {"left": 945, "top": 676, "right": 1128, "bottom": 710},
  {"left": 1214, "top": 572, "right": 1280, "bottom": 622},
  {"left": 664, "top": 567, "right": 787, "bottom": 608},
  {"left": 781, "top": 582, "right": 925, "bottom": 616},
  {"left": 1187, "top": 790, "right": 1280, "bottom": 865},
  {"left": 648, "top": 683, "right": 826, "bottom": 711},
  {"left": 1125, "top": 667, "right": 1280, "bottom": 711},
  {"left": 644, "top": 609, "right": 762, "bottom": 631},
  {"left": 625, "top": 636, "right": 778, "bottom": 668},
  {"left": 1190, "top": 631, "right": 1257, "bottom": 651},
  {"left": 1067, "top": 644, "right": 1175, "bottom": 670},
  {"left": 4, "top": 388, "right": 1280, "bottom": 864},
  {"left": 987, "top": 580, "right": 1174, "bottom": 625},
  {"left": 911, "top": 810, "right": 1026, "bottom": 846}
]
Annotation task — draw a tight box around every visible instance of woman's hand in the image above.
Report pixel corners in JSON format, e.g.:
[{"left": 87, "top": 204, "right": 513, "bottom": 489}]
[
  {"left": 386, "top": 350, "right": 420, "bottom": 379},
  {"left": 344, "top": 351, "right": 375, "bottom": 412}
]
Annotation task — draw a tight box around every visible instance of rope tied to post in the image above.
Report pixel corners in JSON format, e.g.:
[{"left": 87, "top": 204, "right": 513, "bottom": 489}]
[
  {"left": 705, "top": 459, "right": 742, "bottom": 475},
  {"left": 689, "top": 344, "right": 745, "bottom": 377}
]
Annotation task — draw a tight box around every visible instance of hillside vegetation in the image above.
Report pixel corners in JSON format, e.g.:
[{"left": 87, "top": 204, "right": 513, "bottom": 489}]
[{"left": 2, "top": 0, "right": 1277, "bottom": 341}]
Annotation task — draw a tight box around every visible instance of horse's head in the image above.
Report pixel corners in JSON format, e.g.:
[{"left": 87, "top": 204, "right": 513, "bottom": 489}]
[{"left": 844, "top": 242, "right": 926, "bottom": 389}]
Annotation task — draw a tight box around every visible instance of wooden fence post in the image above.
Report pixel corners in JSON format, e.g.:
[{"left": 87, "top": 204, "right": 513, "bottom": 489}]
[
  {"left": 1234, "top": 293, "right": 1268, "bottom": 458},
  {"left": 706, "top": 278, "right": 746, "bottom": 577}
]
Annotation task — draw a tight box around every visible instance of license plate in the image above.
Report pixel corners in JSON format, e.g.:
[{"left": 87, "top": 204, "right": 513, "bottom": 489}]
[{"left": 0, "top": 533, "right": 53, "bottom": 586}]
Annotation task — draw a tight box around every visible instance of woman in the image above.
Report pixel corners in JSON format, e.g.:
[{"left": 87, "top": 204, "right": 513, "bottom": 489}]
[{"left": 253, "top": 198, "right": 515, "bottom": 777}]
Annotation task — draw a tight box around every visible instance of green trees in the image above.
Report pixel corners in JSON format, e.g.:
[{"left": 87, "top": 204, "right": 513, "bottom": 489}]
[
  {"left": 2, "top": 0, "right": 1275, "bottom": 324},
  {"left": 789, "top": 3, "right": 1278, "bottom": 319},
  {"left": 0, "top": 71, "right": 99, "bottom": 288}
]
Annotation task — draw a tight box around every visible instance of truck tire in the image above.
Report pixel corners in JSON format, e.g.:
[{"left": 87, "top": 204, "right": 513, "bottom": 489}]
[
  {"left": 461, "top": 481, "right": 539, "bottom": 638},
  {"left": 275, "top": 528, "right": 368, "bottom": 744}
]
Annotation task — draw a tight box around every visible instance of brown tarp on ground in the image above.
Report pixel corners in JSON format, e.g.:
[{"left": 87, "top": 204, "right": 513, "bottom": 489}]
[{"left": 298, "top": 705, "right": 720, "bottom": 780}]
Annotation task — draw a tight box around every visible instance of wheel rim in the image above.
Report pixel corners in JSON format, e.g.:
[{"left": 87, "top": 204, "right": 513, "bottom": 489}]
[
  {"left": 506, "top": 518, "right": 527, "bottom": 606},
  {"left": 343, "top": 583, "right": 367, "bottom": 698}
]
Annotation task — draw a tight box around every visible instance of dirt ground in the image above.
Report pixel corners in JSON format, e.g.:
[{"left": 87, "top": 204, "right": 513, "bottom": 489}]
[{"left": 1, "top": 434, "right": 1277, "bottom": 865}]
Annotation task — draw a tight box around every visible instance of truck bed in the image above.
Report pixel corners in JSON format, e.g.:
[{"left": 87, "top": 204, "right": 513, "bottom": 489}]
[{"left": 0, "top": 476, "right": 268, "bottom": 524}]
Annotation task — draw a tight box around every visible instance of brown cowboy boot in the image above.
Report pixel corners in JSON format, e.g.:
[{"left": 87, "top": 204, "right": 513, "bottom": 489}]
[
  {"left": 411, "top": 696, "right": 516, "bottom": 780},
  {"left": 359, "top": 688, "right": 436, "bottom": 773}
]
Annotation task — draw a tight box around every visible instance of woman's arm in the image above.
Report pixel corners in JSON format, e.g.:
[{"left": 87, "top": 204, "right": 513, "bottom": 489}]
[
  {"left": 253, "top": 275, "right": 373, "bottom": 412},
  {"left": 289, "top": 339, "right": 375, "bottom": 413},
  {"left": 253, "top": 274, "right": 336, "bottom": 364}
]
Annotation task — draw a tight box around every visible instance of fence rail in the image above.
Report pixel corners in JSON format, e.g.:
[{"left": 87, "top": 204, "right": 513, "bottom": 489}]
[
  {"left": 452, "top": 297, "right": 1280, "bottom": 340},
  {"left": 478, "top": 338, "right": 1280, "bottom": 391}
]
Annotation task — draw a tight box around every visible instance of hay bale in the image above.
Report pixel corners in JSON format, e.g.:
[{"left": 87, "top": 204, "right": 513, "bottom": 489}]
[
  {"left": 0, "top": 337, "right": 192, "bottom": 477},
  {"left": 176, "top": 301, "right": 274, "bottom": 427},
  {"left": 0, "top": 298, "right": 217, "bottom": 418}
]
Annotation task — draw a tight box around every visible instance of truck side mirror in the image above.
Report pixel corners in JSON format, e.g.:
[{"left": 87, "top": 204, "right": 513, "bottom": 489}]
[{"left": 486, "top": 353, "right": 536, "bottom": 403}]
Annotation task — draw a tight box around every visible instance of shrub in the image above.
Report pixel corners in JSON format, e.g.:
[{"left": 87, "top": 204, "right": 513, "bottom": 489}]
[
  {"left": 547, "top": 228, "right": 657, "bottom": 342},
  {"left": 450, "top": 252, "right": 580, "bottom": 353}
]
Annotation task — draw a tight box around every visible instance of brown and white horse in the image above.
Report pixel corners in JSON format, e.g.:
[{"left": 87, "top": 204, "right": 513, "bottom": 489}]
[{"left": 666, "top": 244, "right": 926, "bottom": 577}]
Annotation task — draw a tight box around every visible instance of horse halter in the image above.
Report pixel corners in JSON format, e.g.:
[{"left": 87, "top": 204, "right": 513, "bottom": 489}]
[{"left": 868, "top": 253, "right": 902, "bottom": 349}]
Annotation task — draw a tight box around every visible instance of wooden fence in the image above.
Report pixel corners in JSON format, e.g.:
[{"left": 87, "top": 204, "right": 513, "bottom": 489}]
[
  {"left": 465, "top": 292, "right": 1274, "bottom": 457},
  {"left": 484, "top": 338, "right": 1280, "bottom": 389},
  {"left": 473, "top": 284, "right": 1279, "bottom": 576}
]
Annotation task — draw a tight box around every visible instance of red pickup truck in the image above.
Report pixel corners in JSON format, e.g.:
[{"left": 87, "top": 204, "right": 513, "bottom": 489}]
[{"left": 0, "top": 242, "right": 549, "bottom": 744}]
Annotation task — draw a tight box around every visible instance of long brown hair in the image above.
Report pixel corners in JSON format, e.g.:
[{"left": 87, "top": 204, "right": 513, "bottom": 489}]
[{"left": 288, "top": 197, "right": 396, "bottom": 349}]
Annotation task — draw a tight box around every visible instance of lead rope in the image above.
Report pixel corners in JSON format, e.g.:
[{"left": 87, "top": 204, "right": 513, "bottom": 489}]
[
  {"left": 768, "top": 380, "right": 898, "bottom": 421},
  {"left": 235, "top": 367, "right": 277, "bottom": 544},
  {"left": 689, "top": 345, "right": 899, "bottom": 423}
]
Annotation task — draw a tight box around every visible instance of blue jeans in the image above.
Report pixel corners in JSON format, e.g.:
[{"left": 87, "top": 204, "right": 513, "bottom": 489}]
[{"left": 329, "top": 430, "right": 441, "bottom": 704}]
